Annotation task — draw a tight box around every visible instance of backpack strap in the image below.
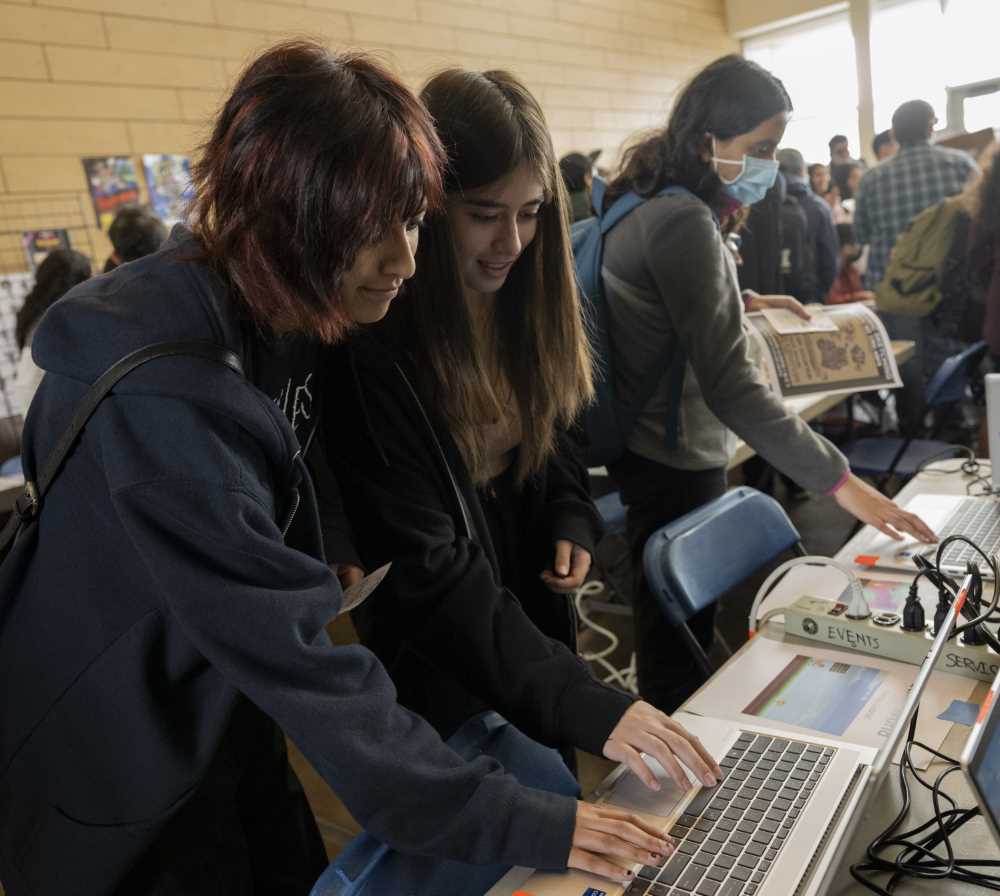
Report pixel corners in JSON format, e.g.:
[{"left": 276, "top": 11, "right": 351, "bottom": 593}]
[
  {"left": 0, "top": 340, "right": 243, "bottom": 560},
  {"left": 594, "top": 179, "right": 693, "bottom": 234}
]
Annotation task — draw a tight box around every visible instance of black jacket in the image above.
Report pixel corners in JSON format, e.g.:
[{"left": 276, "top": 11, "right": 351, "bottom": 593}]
[
  {"left": 0, "top": 229, "right": 576, "bottom": 895},
  {"left": 323, "top": 334, "right": 635, "bottom": 755},
  {"left": 738, "top": 173, "right": 787, "bottom": 296},
  {"left": 786, "top": 178, "right": 839, "bottom": 303}
]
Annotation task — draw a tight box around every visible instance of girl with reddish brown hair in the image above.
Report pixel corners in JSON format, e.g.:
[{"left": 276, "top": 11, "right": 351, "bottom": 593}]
[{"left": 0, "top": 42, "right": 671, "bottom": 896}]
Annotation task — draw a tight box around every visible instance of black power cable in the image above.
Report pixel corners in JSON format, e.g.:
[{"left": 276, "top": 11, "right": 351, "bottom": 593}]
[{"left": 850, "top": 547, "right": 1000, "bottom": 893}]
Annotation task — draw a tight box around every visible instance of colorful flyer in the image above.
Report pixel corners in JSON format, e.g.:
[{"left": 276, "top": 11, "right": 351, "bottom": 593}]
[
  {"left": 21, "top": 229, "right": 71, "bottom": 272},
  {"left": 82, "top": 156, "right": 141, "bottom": 231},
  {"left": 742, "top": 655, "right": 884, "bottom": 736},
  {"left": 142, "top": 153, "right": 192, "bottom": 227}
]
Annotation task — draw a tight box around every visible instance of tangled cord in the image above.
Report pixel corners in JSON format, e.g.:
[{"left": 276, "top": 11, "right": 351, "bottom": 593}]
[
  {"left": 850, "top": 539, "right": 1000, "bottom": 893},
  {"left": 850, "top": 720, "right": 1000, "bottom": 893},
  {"left": 573, "top": 580, "right": 638, "bottom": 694},
  {"left": 914, "top": 446, "right": 995, "bottom": 496}
]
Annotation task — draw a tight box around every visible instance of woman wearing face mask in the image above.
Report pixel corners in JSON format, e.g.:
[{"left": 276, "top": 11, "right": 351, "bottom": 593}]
[
  {"left": 321, "top": 68, "right": 721, "bottom": 894},
  {"left": 600, "top": 55, "right": 935, "bottom": 714}
]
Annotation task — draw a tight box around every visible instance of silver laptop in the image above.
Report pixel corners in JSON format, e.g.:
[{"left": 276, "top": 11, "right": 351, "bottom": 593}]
[
  {"left": 855, "top": 492, "right": 1000, "bottom": 578},
  {"left": 960, "top": 665, "right": 1000, "bottom": 847},
  {"left": 489, "top": 573, "right": 975, "bottom": 896},
  {"left": 854, "top": 373, "right": 1000, "bottom": 578}
]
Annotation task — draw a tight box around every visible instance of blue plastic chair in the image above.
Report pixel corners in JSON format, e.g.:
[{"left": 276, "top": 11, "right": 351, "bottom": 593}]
[
  {"left": 642, "top": 487, "right": 805, "bottom": 676},
  {"left": 844, "top": 341, "right": 987, "bottom": 481}
]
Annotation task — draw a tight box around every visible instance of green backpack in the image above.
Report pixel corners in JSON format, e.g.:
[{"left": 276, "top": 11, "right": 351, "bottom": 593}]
[{"left": 875, "top": 197, "right": 965, "bottom": 317}]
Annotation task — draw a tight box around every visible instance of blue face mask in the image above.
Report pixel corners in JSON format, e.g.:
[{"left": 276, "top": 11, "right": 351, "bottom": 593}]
[{"left": 712, "top": 141, "right": 779, "bottom": 207}]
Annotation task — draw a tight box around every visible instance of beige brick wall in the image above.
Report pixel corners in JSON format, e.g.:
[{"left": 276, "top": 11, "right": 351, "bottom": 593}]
[{"left": 0, "top": 0, "right": 737, "bottom": 270}]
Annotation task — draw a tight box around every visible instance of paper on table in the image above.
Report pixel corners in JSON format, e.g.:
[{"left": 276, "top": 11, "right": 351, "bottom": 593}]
[
  {"left": 339, "top": 563, "right": 391, "bottom": 615},
  {"left": 759, "top": 306, "right": 838, "bottom": 335},
  {"left": 683, "top": 636, "right": 976, "bottom": 768}
]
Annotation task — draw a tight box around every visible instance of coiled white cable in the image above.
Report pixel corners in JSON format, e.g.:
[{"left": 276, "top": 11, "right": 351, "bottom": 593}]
[
  {"left": 748, "top": 554, "right": 865, "bottom": 639},
  {"left": 574, "top": 580, "right": 638, "bottom": 693}
]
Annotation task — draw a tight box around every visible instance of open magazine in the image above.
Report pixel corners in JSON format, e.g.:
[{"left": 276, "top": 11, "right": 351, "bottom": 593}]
[{"left": 746, "top": 302, "right": 902, "bottom": 400}]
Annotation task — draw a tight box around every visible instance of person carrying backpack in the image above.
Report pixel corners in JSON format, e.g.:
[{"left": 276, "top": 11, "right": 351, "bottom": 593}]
[
  {"left": 779, "top": 184, "right": 812, "bottom": 300},
  {"left": 580, "top": 55, "right": 935, "bottom": 714},
  {"left": 778, "top": 147, "right": 838, "bottom": 303},
  {"left": 855, "top": 98, "right": 977, "bottom": 434}
]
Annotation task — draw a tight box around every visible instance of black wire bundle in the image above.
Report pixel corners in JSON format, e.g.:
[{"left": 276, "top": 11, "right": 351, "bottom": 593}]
[{"left": 850, "top": 539, "right": 1000, "bottom": 893}]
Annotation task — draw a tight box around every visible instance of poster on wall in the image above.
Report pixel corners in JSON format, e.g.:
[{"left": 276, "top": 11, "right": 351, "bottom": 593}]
[
  {"left": 0, "top": 272, "right": 34, "bottom": 418},
  {"left": 21, "top": 229, "right": 72, "bottom": 273},
  {"left": 82, "top": 156, "right": 141, "bottom": 231},
  {"left": 143, "top": 154, "right": 192, "bottom": 227}
]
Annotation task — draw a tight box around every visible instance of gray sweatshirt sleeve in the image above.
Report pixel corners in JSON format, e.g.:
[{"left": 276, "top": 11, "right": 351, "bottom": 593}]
[{"left": 641, "top": 198, "right": 849, "bottom": 493}]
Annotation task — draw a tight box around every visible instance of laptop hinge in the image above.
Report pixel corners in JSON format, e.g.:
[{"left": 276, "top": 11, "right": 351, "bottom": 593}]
[{"left": 793, "top": 763, "right": 867, "bottom": 896}]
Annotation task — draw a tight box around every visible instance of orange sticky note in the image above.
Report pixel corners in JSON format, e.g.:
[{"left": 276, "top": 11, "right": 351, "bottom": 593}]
[{"left": 978, "top": 690, "right": 996, "bottom": 725}]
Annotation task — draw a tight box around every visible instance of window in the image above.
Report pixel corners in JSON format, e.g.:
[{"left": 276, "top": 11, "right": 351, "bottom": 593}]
[
  {"left": 743, "top": 0, "right": 999, "bottom": 165},
  {"left": 871, "top": 0, "right": 1000, "bottom": 134},
  {"left": 744, "top": 14, "right": 860, "bottom": 165}
]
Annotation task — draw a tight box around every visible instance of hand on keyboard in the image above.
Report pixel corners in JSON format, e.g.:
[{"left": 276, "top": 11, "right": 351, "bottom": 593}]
[
  {"left": 603, "top": 702, "right": 723, "bottom": 792},
  {"left": 570, "top": 801, "right": 674, "bottom": 886},
  {"left": 833, "top": 474, "right": 937, "bottom": 543}
]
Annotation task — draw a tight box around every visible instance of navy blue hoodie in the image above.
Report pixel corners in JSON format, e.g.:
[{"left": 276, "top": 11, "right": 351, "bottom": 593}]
[{"left": 0, "top": 228, "right": 575, "bottom": 894}]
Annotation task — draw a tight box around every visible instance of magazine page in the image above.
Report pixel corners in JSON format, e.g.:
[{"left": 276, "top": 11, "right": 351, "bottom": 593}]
[{"left": 746, "top": 302, "right": 901, "bottom": 400}]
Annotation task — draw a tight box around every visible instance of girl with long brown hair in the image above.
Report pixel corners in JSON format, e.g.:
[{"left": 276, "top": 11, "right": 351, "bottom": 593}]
[{"left": 323, "top": 67, "right": 720, "bottom": 894}]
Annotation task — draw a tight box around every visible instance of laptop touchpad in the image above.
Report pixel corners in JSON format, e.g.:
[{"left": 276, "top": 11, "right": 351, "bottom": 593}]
[{"left": 603, "top": 755, "right": 696, "bottom": 819}]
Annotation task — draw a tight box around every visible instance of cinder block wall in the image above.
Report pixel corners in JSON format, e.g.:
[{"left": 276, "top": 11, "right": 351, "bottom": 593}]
[{"left": 0, "top": 0, "right": 736, "bottom": 269}]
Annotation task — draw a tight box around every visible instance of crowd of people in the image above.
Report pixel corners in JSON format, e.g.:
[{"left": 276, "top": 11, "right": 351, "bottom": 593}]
[
  {"left": 0, "top": 37, "right": 996, "bottom": 896},
  {"left": 561, "top": 95, "right": 998, "bottom": 438}
]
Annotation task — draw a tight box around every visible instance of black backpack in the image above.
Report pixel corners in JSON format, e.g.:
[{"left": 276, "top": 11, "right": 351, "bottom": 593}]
[{"left": 780, "top": 192, "right": 813, "bottom": 301}]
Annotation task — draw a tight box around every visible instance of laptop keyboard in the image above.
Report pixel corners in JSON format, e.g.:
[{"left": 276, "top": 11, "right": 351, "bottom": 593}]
[
  {"left": 624, "top": 733, "right": 835, "bottom": 896},
  {"left": 938, "top": 498, "right": 1000, "bottom": 568}
]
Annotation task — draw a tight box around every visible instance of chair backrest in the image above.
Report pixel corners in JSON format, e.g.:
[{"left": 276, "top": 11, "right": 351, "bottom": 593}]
[
  {"left": 926, "top": 340, "right": 987, "bottom": 407},
  {"left": 642, "top": 486, "right": 802, "bottom": 626}
]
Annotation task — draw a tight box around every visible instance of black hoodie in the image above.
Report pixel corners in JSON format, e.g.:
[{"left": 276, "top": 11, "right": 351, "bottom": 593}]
[
  {"left": 0, "top": 228, "right": 575, "bottom": 895},
  {"left": 322, "top": 334, "right": 635, "bottom": 755}
]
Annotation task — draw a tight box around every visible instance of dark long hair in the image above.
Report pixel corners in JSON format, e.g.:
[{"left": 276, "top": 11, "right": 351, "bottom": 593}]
[
  {"left": 607, "top": 55, "right": 792, "bottom": 211},
  {"left": 16, "top": 249, "right": 91, "bottom": 349},
  {"left": 188, "top": 41, "right": 445, "bottom": 345},
  {"left": 969, "top": 143, "right": 1000, "bottom": 283},
  {"left": 391, "top": 68, "right": 593, "bottom": 486}
]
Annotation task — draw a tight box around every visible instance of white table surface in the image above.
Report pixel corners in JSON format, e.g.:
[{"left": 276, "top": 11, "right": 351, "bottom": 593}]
[{"left": 491, "top": 460, "right": 998, "bottom": 896}]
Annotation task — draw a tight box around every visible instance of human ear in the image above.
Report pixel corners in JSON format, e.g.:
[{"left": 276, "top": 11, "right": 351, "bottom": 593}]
[{"left": 700, "top": 132, "right": 714, "bottom": 163}]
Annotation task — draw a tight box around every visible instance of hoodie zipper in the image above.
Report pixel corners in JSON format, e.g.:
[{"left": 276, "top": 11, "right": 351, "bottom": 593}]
[
  {"left": 280, "top": 449, "right": 304, "bottom": 540},
  {"left": 394, "top": 363, "right": 473, "bottom": 541},
  {"left": 280, "top": 489, "right": 300, "bottom": 540}
]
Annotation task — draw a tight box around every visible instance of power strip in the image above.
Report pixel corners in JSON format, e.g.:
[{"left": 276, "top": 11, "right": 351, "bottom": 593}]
[{"left": 783, "top": 595, "right": 1000, "bottom": 682}]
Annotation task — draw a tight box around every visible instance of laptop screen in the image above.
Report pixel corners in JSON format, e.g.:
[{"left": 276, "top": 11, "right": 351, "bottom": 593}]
[{"left": 966, "top": 677, "right": 1000, "bottom": 841}]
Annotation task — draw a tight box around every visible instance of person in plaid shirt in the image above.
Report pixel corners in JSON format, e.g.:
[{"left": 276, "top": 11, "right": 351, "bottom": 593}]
[
  {"left": 855, "top": 99, "right": 977, "bottom": 432},
  {"left": 855, "top": 100, "right": 977, "bottom": 289}
]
